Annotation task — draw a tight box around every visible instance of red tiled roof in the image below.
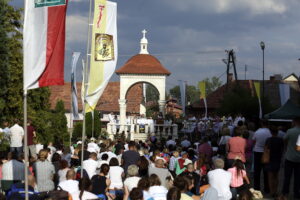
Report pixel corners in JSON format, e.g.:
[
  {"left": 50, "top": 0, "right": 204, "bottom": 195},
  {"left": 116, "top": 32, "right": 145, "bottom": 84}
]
[
  {"left": 49, "top": 82, "right": 143, "bottom": 113},
  {"left": 115, "top": 54, "right": 171, "bottom": 75}
]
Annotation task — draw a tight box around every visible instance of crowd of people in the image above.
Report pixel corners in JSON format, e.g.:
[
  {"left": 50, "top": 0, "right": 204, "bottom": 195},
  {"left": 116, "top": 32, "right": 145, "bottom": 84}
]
[{"left": 0, "top": 116, "right": 300, "bottom": 200}]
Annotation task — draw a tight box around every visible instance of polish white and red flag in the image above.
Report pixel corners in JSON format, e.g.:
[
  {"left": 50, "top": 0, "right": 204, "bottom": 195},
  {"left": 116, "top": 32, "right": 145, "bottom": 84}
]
[{"left": 23, "top": 0, "right": 67, "bottom": 90}]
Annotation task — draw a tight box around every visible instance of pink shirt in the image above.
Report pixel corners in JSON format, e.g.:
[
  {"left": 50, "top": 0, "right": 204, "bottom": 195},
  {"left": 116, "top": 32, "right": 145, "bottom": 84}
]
[
  {"left": 228, "top": 167, "right": 246, "bottom": 187},
  {"left": 227, "top": 137, "right": 246, "bottom": 162}
]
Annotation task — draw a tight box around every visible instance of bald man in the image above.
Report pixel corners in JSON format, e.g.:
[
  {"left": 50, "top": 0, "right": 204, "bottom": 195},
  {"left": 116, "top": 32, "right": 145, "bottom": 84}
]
[{"left": 58, "top": 169, "right": 79, "bottom": 194}]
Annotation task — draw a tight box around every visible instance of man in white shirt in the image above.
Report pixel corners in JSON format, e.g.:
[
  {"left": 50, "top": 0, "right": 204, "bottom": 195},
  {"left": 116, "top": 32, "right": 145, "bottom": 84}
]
[
  {"left": 252, "top": 120, "right": 271, "bottom": 192},
  {"left": 180, "top": 137, "right": 191, "bottom": 149},
  {"left": 83, "top": 152, "right": 98, "bottom": 179},
  {"left": 166, "top": 136, "right": 176, "bottom": 148},
  {"left": 58, "top": 169, "right": 79, "bottom": 194},
  {"left": 9, "top": 119, "right": 24, "bottom": 155},
  {"left": 87, "top": 137, "right": 100, "bottom": 153},
  {"left": 208, "top": 158, "right": 232, "bottom": 200}
]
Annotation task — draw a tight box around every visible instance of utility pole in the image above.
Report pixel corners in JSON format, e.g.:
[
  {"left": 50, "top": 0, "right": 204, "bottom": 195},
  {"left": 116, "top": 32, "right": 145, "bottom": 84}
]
[{"left": 225, "top": 49, "right": 238, "bottom": 85}]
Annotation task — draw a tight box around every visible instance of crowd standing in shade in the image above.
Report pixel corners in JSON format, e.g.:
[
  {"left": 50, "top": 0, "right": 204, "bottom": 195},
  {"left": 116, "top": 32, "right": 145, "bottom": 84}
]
[{"left": 0, "top": 115, "right": 299, "bottom": 200}]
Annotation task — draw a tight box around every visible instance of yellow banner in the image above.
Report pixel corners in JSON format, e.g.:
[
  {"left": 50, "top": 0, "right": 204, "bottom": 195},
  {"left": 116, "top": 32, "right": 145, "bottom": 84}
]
[
  {"left": 199, "top": 81, "right": 206, "bottom": 99},
  {"left": 254, "top": 82, "right": 261, "bottom": 99},
  {"left": 86, "top": 0, "right": 107, "bottom": 112}
]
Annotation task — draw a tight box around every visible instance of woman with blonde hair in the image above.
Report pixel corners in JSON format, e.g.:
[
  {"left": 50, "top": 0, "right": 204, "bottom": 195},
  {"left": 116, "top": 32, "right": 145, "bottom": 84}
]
[{"left": 33, "top": 149, "right": 55, "bottom": 192}]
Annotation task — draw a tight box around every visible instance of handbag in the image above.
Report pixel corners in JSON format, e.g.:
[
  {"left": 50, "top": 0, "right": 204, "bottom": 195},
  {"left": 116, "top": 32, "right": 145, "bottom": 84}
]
[{"left": 261, "top": 146, "right": 270, "bottom": 164}]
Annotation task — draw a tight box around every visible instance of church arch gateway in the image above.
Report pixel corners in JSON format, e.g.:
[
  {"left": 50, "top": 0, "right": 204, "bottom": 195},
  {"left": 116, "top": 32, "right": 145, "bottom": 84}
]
[{"left": 115, "top": 30, "right": 171, "bottom": 131}]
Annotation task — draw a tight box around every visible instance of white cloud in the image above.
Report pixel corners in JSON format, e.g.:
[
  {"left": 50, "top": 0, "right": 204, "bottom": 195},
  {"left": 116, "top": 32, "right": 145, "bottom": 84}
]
[
  {"left": 164, "top": 0, "right": 288, "bottom": 15},
  {"left": 66, "top": 14, "right": 88, "bottom": 44}
]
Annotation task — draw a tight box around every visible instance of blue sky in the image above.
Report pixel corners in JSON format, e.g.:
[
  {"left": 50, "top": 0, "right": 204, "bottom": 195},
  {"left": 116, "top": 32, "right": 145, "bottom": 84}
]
[{"left": 11, "top": 0, "right": 300, "bottom": 89}]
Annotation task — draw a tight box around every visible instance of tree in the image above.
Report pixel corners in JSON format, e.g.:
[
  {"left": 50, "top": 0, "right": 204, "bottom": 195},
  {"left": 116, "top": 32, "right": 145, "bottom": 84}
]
[
  {"left": 202, "top": 76, "right": 222, "bottom": 95},
  {"left": 169, "top": 85, "right": 200, "bottom": 105},
  {"left": 72, "top": 110, "right": 102, "bottom": 140},
  {"left": 146, "top": 84, "right": 159, "bottom": 102},
  {"left": 217, "top": 86, "right": 273, "bottom": 119}
]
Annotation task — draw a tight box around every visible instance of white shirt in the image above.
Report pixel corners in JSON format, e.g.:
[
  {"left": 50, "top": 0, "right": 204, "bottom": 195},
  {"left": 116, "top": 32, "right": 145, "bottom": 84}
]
[
  {"left": 2, "top": 160, "right": 13, "bottom": 180},
  {"left": 253, "top": 128, "right": 272, "bottom": 152},
  {"left": 58, "top": 168, "right": 70, "bottom": 183},
  {"left": 9, "top": 124, "right": 24, "bottom": 147},
  {"left": 208, "top": 169, "right": 232, "bottom": 200},
  {"left": 181, "top": 140, "right": 191, "bottom": 148},
  {"left": 109, "top": 166, "right": 124, "bottom": 189},
  {"left": 87, "top": 142, "right": 100, "bottom": 153},
  {"left": 98, "top": 151, "right": 117, "bottom": 162},
  {"left": 148, "top": 186, "right": 168, "bottom": 200},
  {"left": 83, "top": 159, "right": 98, "bottom": 179},
  {"left": 296, "top": 135, "right": 300, "bottom": 146},
  {"left": 71, "top": 191, "right": 98, "bottom": 200},
  {"left": 58, "top": 179, "right": 79, "bottom": 194},
  {"left": 97, "top": 160, "right": 109, "bottom": 169},
  {"left": 124, "top": 176, "right": 141, "bottom": 192},
  {"left": 166, "top": 140, "right": 176, "bottom": 147}
]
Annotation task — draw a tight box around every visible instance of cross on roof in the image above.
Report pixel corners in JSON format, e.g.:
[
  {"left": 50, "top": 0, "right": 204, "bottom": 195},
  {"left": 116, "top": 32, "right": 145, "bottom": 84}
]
[{"left": 142, "top": 29, "right": 147, "bottom": 38}]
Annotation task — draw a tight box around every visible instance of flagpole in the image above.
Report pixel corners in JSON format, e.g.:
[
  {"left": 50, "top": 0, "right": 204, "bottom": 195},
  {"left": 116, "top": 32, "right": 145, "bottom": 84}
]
[
  {"left": 23, "top": 90, "right": 29, "bottom": 200},
  {"left": 92, "top": 111, "right": 94, "bottom": 138},
  {"left": 81, "top": 0, "right": 93, "bottom": 176},
  {"left": 23, "top": 0, "right": 29, "bottom": 199},
  {"left": 70, "top": 73, "right": 73, "bottom": 145}
]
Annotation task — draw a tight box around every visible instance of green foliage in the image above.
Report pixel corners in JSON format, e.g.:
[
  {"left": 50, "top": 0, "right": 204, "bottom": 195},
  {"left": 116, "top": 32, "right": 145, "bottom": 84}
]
[
  {"left": 169, "top": 85, "right": 200, "bottom": 105},
  {"left": 33, "top": 100, "right": 68, "bottom": 145},
  {"left": 202, "top": 76, "right": 222, "bottom": 95},
  {"left": 217, "top": 86, "right": 273, "bottom": 118},
  {"left": 72, "top": 110, "right": 102, "bottom": 140},
  {"left": 85, "top": 110, "right": 101, "bottom": 138},
  {"left": 146, "top": 84, "right": 159, "bottom": 102},
  {"left": 146, "top": 104, "right": 159, "bottom": 118}
]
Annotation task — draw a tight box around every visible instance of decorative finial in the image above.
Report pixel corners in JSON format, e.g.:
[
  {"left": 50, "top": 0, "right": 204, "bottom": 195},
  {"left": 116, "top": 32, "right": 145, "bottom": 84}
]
[{"left": 140, "top": 29, "right": 149, "bottom": 54}]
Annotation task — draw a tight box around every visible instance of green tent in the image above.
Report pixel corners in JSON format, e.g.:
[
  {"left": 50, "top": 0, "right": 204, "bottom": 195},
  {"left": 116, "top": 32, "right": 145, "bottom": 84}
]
[{"left": 264, "top": 99, "right": 300, "bottom": 120}]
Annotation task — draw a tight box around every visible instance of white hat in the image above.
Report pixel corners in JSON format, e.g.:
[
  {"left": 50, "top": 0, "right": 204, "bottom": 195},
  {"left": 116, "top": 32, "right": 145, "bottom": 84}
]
[
  {"left": 77, "top": 141, "right": 82, "bottom": 145},
  {"left": 183, "top": 159, "right": 192, "bottom": 166},
  {"left": 155, "top": 156, "right": 166, "bottom": 163}
]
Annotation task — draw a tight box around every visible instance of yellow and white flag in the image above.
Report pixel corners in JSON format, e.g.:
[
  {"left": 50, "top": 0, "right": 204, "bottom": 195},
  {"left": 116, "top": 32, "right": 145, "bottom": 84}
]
[
  {"left": 199, "top": 81, "right": 206, "bottom": 99},
  {"left": 85, "top": 0, "right": 117, "bottom": 112},
  {"left": 254, "top": 82, "right": 262, "bottom": 118},
  {"left": 198, "top": 81, "right": 207, "bottom": 118}
]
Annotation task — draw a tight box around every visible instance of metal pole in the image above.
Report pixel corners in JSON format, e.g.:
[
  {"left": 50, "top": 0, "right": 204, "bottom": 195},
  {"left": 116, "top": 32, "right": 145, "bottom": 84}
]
[
  {"left": 81, "top": 0, "right": 93, "bottom": 176},
  {"left": 23, "top": 90, "right": 29, "bottom": 200},
  {"left": 245, "top": 65, "right": 247, "bottom": 80},
  {"left": 70, "top": 71, "right": 73, "bottom": 145},
  {"left": 23, "top": 1, "right": 29, "bottom": 199},
  {"left": 262, "top": 49, "right": 265, "bottom": 116}
]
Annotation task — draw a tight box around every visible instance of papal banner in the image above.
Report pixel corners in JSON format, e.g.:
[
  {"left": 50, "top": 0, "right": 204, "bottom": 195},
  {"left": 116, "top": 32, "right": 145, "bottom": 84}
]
[
  {"left": 85, "top": 0, "right": 118, "bottom": 112},
  {"left": 199, "top": 81, "right": 207, "bottom": 118},
  {"left": 24, "top": 0, "right": 67, "bottom": 90},
  {"left": 254, "top": 82, "right": 262, "bottom": 118}
]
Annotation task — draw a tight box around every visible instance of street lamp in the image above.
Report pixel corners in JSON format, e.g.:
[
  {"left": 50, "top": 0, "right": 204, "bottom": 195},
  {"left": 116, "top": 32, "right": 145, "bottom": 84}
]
[{"left": 260, "top": 41, "right": 265, "bottom": 117}]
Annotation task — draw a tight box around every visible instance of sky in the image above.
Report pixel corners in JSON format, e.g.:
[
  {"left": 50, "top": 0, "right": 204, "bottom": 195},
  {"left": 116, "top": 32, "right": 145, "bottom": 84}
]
[{"left": 11, "top": 0, "right": 300, "bottom": 90}]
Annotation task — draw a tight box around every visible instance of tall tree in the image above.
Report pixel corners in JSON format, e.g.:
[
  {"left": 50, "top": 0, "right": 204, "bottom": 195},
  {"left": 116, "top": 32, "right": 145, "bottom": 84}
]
[
  {"left": 169, "top": 85, "right": 200, "bottom": 105},
  {"left": 202, "top": 76, "right": 222, "bottom": 95}
]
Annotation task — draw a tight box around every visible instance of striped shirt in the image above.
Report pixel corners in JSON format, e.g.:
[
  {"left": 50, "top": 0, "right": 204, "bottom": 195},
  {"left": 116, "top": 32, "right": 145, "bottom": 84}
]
[{"left": 33, "top": 160, "right": 55, "bottom": 192}]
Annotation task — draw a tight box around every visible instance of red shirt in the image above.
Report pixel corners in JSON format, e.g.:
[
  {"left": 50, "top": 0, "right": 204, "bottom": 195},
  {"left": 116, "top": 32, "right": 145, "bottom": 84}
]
[
  {"left": 227, "top": 137, "right": 246, "bottom": 162},
  {"left": 27, "top": 125, "right": 35, "bottom": 145}
]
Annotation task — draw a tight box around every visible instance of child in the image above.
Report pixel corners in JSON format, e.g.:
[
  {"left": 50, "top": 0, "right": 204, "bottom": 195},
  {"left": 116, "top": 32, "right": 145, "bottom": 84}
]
[
  {"left": 227, "top": 159, "right": 250, "bottom": 199},
  {"left": 169, "top": 151, "right": 180, "bottom": 177}
]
